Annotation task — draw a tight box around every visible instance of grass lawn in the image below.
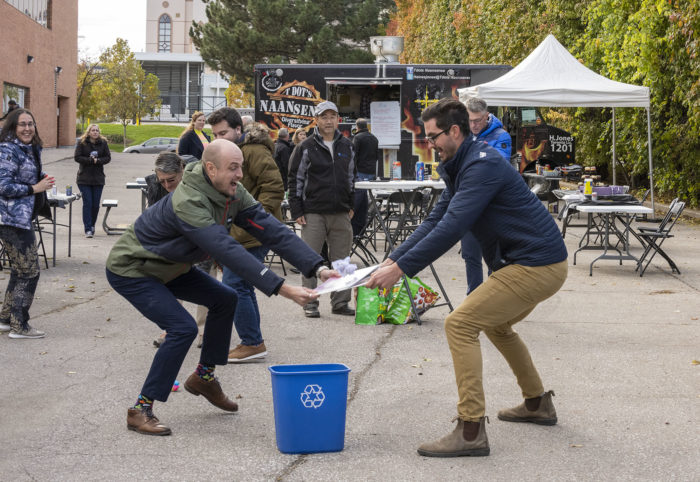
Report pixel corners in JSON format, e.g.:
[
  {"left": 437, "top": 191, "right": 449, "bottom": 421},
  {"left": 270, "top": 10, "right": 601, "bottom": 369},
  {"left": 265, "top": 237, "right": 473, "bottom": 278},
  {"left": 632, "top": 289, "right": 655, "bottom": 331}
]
[{"left": 97, "top": 123, "right": 212, "bottom": 152}]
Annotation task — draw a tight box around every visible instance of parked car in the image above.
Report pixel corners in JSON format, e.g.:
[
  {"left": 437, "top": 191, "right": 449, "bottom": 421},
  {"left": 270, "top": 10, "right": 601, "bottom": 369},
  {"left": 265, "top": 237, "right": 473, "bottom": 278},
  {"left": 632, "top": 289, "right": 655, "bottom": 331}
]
[{"left": 124, "top": 137, "right": 179, "bottom": 154}]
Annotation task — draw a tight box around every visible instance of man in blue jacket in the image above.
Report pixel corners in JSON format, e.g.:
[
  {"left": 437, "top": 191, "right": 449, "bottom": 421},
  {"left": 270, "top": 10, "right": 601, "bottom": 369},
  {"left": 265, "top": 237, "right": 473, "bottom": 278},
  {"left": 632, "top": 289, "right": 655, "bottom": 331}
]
[
  {"left": 107, "top": 139, "right": 338, "bottom": 436},
  {"left": 367, "top": 99, "right": 567, "bottom": 457},
  {"left": 461, "top": 97, "right": 513, "bottom": 295}
]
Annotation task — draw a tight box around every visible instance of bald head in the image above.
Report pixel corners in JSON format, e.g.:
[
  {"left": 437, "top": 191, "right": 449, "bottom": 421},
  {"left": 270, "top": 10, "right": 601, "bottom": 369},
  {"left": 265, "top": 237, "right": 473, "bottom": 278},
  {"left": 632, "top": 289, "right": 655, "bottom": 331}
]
[
  {"left": 203, "top": 138, "right": 242, "bottom": 168},
  {"left": 202, "top": 139, "right": 244, "bottom": 197}
]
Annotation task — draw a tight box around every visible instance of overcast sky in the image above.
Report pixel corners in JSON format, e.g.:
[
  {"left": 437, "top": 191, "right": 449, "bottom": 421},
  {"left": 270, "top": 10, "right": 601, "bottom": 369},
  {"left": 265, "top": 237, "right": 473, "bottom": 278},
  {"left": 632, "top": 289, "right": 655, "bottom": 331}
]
[{"left": 78, "top": 0, "right": 146, "bottom": 58}]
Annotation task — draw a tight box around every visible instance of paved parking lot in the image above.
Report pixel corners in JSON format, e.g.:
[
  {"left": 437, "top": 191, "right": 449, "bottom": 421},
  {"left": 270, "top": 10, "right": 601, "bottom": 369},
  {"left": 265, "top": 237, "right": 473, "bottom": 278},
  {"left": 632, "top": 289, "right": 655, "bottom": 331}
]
[{"left": 0, "top": 149, "right": 697, "bottom": 480}]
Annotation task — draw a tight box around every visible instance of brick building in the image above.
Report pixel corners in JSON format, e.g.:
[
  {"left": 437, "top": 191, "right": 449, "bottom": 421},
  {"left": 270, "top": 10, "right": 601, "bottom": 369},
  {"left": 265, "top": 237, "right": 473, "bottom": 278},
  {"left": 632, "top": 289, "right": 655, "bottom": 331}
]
[{"left": 0, "top": 1, "right": 78, "bottom": 147}]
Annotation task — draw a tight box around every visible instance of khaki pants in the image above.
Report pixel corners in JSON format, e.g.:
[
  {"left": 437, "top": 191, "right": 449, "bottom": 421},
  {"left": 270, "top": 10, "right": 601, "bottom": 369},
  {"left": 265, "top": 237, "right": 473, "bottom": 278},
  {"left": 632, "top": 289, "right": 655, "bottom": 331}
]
[
  {"left": 301, "top": 212, "right": 353, "bottom": 308},
  {"left": 444, "top": 261, "right": 567, "bottom": 421}
]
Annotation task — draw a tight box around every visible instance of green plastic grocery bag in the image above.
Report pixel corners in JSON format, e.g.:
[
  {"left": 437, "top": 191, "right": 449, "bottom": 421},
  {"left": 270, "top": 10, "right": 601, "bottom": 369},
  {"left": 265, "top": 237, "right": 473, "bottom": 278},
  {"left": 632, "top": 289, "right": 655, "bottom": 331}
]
[
  {"left": 354, "top": 287, "right": 392, "bottom": 325},
  {"left": 385, "top": 277, "right": 441, "bottom": 325}
]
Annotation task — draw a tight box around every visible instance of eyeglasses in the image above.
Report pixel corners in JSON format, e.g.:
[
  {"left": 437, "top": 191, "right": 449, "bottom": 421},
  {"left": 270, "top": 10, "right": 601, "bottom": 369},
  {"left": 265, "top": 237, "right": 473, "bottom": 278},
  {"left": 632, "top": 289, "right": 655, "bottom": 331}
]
[
  {"left": 17, "top": 122, "right": 36, "bottom": 128},
  {"left": 426, "top": 127, "right": 451, "bottom": 144},
  {"left": 468, "top": 115, "right": 489, "bottom": 125}
]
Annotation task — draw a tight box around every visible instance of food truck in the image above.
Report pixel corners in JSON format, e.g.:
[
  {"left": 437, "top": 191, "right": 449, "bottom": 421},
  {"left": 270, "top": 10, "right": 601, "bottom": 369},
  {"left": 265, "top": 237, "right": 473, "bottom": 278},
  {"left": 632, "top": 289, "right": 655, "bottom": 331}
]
[{"left": 254, "top": 61, "right": 510, "bottom": 178}]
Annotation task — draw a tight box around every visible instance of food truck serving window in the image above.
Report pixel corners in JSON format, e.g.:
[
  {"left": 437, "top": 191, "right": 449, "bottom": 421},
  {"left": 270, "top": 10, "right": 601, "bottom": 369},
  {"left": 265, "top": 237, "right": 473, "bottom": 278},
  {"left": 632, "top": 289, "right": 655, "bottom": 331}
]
[{"left": 326, "top": 80, "right": 401, "bottom": 124}]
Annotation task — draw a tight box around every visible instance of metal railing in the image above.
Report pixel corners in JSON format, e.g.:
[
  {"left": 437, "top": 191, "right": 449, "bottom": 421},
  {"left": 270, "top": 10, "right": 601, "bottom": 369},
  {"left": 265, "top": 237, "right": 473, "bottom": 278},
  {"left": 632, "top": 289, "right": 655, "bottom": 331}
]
[{"left": 141, "top": 95, "right": 229, "bottom": 122}]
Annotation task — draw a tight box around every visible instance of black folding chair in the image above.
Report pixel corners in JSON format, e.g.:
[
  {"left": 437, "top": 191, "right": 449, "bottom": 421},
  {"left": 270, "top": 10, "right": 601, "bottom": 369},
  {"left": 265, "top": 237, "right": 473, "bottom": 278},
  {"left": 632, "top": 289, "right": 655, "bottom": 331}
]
[
  {"left": 350, "top": 221, "right": 380, "bottom": 268},
  {"left": 634, "top": 189, "right": 651, "bottom": 222},
  {"left": 33, "top": 217, "right": 50, "bottom": 269},
  {"left": 635, "top": 198, "right": 685, "bottom": 276},
  {"left": 383, "top": 189, "right": 424, "bottom": 249}
]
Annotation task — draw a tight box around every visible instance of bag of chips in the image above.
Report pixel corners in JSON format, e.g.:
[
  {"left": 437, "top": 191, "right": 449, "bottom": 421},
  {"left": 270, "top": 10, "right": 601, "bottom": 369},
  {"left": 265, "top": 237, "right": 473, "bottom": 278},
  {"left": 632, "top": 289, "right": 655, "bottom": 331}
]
[{"left": 385, "top": 277, "right": 440, "bottom": 325}]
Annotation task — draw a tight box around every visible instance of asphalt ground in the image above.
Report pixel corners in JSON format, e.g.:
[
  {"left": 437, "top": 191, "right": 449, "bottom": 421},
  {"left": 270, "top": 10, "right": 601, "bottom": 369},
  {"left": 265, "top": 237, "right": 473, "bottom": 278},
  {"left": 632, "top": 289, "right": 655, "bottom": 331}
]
[{"left": 0, "top": 149, "right": 698, "bottom": 481}]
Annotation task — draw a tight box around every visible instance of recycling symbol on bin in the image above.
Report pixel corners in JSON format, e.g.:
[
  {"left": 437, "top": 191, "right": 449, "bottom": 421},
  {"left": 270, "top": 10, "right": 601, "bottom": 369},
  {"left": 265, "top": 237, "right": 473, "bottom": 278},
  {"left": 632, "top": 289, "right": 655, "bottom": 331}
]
[{"left": 300, "top": 384, "right": 325, "bottom": 409}]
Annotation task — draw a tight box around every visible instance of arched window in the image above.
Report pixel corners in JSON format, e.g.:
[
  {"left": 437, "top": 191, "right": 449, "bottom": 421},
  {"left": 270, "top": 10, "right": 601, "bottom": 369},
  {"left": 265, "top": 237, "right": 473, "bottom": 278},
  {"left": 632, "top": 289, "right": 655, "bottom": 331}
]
[{"left": 158, "top": 14, "right": 171, "bottom": 52}]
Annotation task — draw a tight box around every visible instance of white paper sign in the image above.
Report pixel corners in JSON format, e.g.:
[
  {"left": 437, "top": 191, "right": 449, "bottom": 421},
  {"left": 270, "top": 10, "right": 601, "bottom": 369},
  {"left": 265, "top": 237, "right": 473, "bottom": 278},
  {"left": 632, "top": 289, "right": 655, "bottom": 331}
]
[{"left": 370, "top": 101, "right": 401, "bottom": 148}]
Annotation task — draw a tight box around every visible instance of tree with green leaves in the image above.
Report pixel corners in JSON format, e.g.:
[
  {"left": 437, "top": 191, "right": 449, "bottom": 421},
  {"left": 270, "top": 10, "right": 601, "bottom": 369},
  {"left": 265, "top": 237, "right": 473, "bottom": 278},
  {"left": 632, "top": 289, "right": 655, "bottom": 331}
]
[
  {"left": 190, "top": 0, "right": 395, "bottom": 94},
  {"left": 98, "top": 39, "right": 162, "bottom": 146},
  {"left": 76, "top": 58, "right": 103, "bottom": 130},
  {"left": 390, "top": 0, "right": 699, "bottom": 207}
]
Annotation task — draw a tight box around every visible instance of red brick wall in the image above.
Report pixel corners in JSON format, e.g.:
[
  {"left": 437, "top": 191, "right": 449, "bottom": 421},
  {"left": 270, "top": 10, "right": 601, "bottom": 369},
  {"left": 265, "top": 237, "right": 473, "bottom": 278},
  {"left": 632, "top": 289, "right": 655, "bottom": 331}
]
[{"left": 0, "top": 2, "right": 78, "bottom": 147}]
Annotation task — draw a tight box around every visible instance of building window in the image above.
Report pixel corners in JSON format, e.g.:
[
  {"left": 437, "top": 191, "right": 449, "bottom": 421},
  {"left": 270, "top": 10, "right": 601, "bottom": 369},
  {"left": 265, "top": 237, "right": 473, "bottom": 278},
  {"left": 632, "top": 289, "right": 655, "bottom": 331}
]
[
  {"left": 3, "top": 83, "right": 28, "bottom": 111},
  {"left": 158, "top": 14, "right": 171, "bottom": 52},
  {"left": 4, "top": 0, "right": 51, "bottom": 28}
]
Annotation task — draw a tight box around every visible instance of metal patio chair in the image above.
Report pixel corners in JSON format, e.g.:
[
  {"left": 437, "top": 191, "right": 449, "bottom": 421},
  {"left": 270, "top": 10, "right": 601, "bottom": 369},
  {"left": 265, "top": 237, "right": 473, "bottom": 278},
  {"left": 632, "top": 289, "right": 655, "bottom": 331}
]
[{"left": 635, "top": 198, "right": 685, "bottom": 276}]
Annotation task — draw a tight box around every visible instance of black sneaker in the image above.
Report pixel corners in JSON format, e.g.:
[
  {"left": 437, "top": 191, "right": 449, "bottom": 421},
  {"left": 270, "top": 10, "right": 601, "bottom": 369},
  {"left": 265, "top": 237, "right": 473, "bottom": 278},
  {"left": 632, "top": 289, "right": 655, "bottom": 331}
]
[
  {"left": 304, "top": 305, "right": 320, "bottom": 318},
  {"left": 332, "top": 305, "right": 355, "bottom": 316}
]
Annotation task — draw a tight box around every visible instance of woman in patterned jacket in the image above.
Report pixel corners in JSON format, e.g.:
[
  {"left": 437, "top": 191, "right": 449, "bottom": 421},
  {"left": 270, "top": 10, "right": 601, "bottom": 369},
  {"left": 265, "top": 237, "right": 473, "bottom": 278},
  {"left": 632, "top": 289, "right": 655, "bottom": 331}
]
[{"left": 0, "top": 109, "right": 56, "bottom": 339}]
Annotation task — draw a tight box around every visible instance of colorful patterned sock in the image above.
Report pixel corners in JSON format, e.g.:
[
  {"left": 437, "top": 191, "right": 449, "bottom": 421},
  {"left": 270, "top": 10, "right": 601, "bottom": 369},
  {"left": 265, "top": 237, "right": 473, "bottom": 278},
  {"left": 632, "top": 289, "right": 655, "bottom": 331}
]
[
  {"left": 133, "top": 394, "right": 154, "bottom": 410},
  {"left": 196, "top": 363, "right": 215, "bottom": 381}
]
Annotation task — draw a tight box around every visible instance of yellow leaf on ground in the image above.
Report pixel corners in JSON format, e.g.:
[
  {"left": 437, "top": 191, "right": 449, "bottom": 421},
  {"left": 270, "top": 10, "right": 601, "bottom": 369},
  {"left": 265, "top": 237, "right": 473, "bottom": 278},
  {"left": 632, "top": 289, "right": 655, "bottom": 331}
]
[{"left": 691, "top": 360, "right": 699, "bottom": 365}]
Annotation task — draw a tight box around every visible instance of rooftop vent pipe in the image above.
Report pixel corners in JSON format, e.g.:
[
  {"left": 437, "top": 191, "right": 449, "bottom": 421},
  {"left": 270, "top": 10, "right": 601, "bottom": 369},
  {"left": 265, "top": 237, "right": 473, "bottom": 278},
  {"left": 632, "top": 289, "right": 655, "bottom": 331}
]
[{"left": 370, "top": 36, "right": 404, "bottom": 64}]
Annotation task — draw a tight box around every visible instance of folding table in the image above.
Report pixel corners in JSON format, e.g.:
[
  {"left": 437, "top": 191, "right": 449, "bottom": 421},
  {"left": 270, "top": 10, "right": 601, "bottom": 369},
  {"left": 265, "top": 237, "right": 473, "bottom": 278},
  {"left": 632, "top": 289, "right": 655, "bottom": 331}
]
[
  {"left": 125, "top": 177, "right": 148, "bottom": 212},
  {"left": 355, "top": 180, "right": 453, "bottom": 324},
  {"left": 573, "top": 204, "right": 653, "bottom": 275},
  {"left": 45, "top": 191, "right": 81, "bottom": 267}
]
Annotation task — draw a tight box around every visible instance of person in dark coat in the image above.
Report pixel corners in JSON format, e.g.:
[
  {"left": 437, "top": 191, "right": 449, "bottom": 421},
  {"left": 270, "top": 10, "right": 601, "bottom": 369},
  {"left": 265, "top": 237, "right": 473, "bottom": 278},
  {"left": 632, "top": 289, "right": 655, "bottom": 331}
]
[
  {"left": 273, "top": 128, "right": 294, "bottom": 191},
  {"left": 106, "top": 139, "right": 338, "bottom": 436},
  {"left": 460, "top": 97, "right": 513, "bottom": 294},
  {"left": 367, "top": 98, "right": 567, "bottom": 458},
  {"left": 287, "top": 101, "right": 356, "bottom": 318},
  {"left": 351, "top": 118, "right": 380, "bottom": 236},
  {"left": 177, "top": 111, "right": 210, "bottom": 160},
  {"left": 0, "top": 99, "right": 19, "bottom": 122},
  {"left": 74, "top": 124, "right": 111, "bottom": 237}
]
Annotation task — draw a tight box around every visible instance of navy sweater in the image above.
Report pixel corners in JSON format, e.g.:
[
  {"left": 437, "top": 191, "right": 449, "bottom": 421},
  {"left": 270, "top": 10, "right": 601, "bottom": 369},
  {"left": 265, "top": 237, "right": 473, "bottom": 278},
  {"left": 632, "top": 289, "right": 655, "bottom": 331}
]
[{"left": 391, "top": 137, "right": 567, "bottom": 277}]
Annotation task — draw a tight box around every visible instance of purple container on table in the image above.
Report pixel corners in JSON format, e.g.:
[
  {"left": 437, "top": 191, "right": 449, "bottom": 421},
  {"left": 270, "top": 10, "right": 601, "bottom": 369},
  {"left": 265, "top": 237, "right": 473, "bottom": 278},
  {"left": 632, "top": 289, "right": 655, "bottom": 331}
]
[{"left": 578, "top": 185, "right": 625, "bottom": 197}]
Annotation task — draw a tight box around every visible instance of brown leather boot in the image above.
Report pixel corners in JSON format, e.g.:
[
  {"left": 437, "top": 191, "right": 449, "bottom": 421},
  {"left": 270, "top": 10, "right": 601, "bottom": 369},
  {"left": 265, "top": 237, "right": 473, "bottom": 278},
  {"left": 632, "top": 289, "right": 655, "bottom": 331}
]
[
  {"left": 127, "top": 407, "right": 172, "bottom": 436},
  {"left": 184, "top": 372, "right": 238, "bottom": 412},
  {"left": 497, "top": 390, "right": 557, "bottom": 425},
  {"left": 417, "top": 417, "right": 490, "bottom": 457}
]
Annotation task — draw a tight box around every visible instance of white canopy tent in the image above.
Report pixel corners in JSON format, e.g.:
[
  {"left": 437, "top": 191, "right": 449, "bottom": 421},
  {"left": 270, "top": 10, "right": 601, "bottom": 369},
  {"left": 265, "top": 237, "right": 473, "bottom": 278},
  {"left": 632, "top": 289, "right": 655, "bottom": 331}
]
[{"left": 459, "top": 34, "right": 655, "bottom": 209}]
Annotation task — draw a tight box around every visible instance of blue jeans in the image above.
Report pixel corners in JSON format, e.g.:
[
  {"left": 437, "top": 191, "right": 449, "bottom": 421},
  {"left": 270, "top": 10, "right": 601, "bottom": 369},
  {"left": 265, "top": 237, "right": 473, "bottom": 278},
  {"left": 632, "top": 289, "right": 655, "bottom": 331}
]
[
  {"left": 106, "top": 267, "right": 237, "bottom": 402},
  {"left": 461, "top": 232, "right": 489, "bottom": 295},
  {"left": 352, "top": 172, "right": 375, "bottom": 236},
  {"left": 221, "top": 245, "right": 268, "bottom": 346},
  {"left": 78, "top": 184, "right": 103, "bottom": 233}
]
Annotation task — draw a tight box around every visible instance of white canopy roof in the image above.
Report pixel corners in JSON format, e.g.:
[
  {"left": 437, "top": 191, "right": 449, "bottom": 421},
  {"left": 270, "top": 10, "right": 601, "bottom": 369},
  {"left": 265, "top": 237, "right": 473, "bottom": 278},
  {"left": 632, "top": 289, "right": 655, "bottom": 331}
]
[{"left": 459, "top": 35, "right": 649, "bottom": 108}]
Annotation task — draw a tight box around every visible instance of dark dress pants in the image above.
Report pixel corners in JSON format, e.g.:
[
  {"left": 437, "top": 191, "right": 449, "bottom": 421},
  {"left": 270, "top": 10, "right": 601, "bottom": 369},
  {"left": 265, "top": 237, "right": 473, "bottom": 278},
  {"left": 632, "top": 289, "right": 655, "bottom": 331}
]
[{"left": 106, "top": 267, "right": 237, "bottom": 401}]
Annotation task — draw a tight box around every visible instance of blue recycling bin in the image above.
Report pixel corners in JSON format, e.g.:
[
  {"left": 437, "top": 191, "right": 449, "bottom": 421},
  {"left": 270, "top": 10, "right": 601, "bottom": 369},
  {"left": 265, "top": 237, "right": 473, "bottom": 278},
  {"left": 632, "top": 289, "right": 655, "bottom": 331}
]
[{"left": 269, "top": 363, "right": 351, "bottom": 454}]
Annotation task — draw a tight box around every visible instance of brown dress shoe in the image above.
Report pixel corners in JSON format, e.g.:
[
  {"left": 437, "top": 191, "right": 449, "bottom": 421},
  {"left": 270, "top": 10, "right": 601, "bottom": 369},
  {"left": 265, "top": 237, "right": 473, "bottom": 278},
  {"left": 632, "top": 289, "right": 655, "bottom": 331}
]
[
  {"left": 228, "top": 342, "right": 267, "bottom": 363},
  {"left": 417, "top": 417, "right": 490, "bottom": 457},
  {"left": 127, "top": 407, "right": 172, "bottom": 436},
  {"left": 184, "top": 372, "right": 238, "bottom": 412},
  {"left": 497, "top": 390, "right": 557, "bottom": 425}
]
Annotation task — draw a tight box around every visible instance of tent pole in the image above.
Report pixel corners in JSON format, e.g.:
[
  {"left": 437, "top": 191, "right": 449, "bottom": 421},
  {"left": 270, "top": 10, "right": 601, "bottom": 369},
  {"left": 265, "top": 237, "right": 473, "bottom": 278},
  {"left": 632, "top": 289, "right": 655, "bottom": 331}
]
[
  {"left": 646, "top": 107, "right": 655, "bottom": 213},
  {"left": 612, "top": 108, "right": 616, "bottom": 185}
]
